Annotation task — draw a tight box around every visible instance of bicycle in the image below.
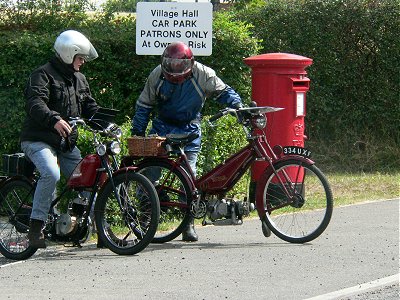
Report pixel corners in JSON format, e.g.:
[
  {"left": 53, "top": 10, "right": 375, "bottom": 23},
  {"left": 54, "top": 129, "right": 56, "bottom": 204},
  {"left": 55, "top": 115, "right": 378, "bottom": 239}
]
[
  {"left": 0, "top": 110, "right": 160, "bottom": 260},
  {"left": 122, "top": 103, "right": 333, "bottom": 244}
]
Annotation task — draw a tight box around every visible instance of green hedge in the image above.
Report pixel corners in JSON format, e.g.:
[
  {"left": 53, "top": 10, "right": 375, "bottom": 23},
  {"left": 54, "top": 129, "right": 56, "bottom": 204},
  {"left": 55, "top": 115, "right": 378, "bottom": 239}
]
[{"left": 0, "top": 11, "right": 258, "bottom": 159}]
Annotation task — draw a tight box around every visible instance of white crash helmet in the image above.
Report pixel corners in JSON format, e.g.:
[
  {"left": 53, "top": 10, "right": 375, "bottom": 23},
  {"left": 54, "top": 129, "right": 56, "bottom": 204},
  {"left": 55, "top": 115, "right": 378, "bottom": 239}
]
[{"left": 54, "top": 30, "right": 98, "bottom": 64}]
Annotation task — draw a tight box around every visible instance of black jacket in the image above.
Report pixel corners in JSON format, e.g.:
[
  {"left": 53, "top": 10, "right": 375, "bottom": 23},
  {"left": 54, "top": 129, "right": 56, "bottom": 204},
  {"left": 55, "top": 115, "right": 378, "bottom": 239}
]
[{"left": 20, "top": 56, "right": 98, "bottom": 151}]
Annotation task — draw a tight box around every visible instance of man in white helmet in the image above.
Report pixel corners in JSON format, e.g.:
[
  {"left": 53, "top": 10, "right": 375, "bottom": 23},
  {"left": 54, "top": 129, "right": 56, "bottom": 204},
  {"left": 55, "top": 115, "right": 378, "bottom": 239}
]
[{"left": 20, "top": 30, "right": 99, "bottom": 248}]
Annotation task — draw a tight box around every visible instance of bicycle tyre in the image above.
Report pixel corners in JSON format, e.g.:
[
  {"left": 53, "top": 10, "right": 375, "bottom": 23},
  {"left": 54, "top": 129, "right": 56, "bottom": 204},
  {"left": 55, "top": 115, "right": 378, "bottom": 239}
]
[
  {"left": 260, "top": 159, "right": 333, "bottom": 243},
  {"left": 137, "top": 159, "right": 192, "bottom": 243},
  {"left": 94, "top": 171, "right": 160, "bottom": 255},
  {"left": 0, "top": 178, "right": 37, "bottom": 260}
]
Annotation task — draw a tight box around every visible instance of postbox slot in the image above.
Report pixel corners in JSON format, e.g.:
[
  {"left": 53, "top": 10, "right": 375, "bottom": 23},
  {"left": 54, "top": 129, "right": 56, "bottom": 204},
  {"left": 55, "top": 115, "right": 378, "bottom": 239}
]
[
  {"left": 293, "top": 81, "right": 308, "bottom": 87},
  {"left": 291, "top": 77, "right": 310, "bottom": 90}
]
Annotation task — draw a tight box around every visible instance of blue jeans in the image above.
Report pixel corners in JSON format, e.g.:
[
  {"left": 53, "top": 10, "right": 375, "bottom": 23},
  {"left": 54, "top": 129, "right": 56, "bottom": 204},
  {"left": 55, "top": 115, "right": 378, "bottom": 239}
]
[
  {"left": 185, "top": 151, "right": 198, "bottom": 178},
  {"left": 21, "top": 141, "right": 83, "bottom": 222}
]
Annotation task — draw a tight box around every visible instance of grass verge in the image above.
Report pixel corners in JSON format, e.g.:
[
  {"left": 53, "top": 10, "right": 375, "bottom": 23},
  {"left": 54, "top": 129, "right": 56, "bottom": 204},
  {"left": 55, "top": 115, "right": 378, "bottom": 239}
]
[{"left": 325, "top": 171, "right": 399, "bottom": 207}]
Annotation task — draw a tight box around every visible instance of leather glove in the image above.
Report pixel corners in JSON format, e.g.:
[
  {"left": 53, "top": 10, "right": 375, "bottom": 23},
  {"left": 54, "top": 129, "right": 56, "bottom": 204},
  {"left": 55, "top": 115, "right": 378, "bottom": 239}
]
[{"left": 233, "top": 102, "right": 244, "bottom": 109}]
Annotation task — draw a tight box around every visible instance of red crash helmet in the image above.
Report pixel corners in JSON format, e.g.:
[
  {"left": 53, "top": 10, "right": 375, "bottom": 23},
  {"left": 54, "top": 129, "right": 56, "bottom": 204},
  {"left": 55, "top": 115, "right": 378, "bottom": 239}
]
[{"left": 161, "top": 41, "right": 194, "bottom": 84}]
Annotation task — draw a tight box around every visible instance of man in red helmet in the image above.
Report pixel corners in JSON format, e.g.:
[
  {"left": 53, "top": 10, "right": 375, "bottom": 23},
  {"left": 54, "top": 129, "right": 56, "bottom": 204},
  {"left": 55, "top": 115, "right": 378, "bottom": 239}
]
[{"left": 131, "top": 41, "right": 243, "bottom": 242}]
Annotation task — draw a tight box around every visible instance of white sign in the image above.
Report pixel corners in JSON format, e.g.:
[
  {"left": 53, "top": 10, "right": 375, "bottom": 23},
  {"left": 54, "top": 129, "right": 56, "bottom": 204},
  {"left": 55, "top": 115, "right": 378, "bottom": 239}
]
[
  {"left": 296, "top": 92, "right": 305, "bottom": 116},
  {"left": 136, "top": 2, "right": 213, "bottom": 56}
]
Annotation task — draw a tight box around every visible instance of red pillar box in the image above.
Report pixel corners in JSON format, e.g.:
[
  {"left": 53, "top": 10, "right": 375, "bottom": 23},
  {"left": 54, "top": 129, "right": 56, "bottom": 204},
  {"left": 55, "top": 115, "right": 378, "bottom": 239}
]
[{"left": 243, "top": 53, "right": 313, "bottom": 201}]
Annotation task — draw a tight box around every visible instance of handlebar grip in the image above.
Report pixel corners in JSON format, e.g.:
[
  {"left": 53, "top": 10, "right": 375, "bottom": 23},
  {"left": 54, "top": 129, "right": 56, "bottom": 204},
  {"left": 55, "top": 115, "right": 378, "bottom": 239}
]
[{"left": 209, "top": 111, "right": 224, "bottom": 122}]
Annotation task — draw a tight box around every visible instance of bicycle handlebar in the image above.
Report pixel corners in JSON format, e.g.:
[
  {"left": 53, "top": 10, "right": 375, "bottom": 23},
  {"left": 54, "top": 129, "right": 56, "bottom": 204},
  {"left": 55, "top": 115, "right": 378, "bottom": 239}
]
[
  {"left": 69, "top": 118, "right": 86, "bottom": 127},
  {"left": 68, "top": 117, "right": 122, "bottom": 139},
  {"left": 208, "top": 110, "right": 226, "bottom": 122},
  {"left": 209, "top": 108, "right": 236, "bottom": 123},
  {"left": 208, "top": 105, "right": 285, "bottom": 124}
]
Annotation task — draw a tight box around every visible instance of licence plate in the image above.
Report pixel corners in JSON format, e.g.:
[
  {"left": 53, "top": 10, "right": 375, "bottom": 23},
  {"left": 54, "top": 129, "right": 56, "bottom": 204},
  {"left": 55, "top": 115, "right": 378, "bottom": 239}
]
[{"left": 283, "top": 146, "right": 312, "bottom": 158}]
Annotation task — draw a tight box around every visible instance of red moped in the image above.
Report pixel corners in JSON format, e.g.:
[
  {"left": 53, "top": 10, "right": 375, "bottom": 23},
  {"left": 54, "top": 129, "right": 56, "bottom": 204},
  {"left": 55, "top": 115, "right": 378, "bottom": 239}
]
[
  {"left": 0, "top": 109, "right": 160, "bottom": 260},
  {"left": 123, "top": 103, "right": 333, "bottom": 244}
]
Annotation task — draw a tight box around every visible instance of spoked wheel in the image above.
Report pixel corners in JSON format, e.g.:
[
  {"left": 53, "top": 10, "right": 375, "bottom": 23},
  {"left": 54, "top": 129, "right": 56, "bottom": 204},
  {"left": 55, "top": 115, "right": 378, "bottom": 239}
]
[
  {"left": 137, "top": 160, "right": 192, "bottom": 243},
  {"left": 94, "top": 171, "right": 160, "bottom": 255},
  {"left": 261, "top": 159, "right": 333, "bottom": 243},
  {"left": 0, "top": 178, "right": 38, "bottom": 260}
]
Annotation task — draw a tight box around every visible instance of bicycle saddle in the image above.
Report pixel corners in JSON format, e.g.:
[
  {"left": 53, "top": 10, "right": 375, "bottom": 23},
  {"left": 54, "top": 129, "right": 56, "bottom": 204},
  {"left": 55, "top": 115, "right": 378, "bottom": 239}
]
[{"left": 165, "top": 133, "right": 199, "bottom": 146}]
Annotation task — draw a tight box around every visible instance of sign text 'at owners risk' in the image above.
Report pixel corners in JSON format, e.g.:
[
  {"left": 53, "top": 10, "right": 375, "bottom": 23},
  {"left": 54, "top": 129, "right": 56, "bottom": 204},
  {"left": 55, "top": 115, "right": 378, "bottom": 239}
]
[{"left": 136, "top": 2, "right": 213, "bottom": 56}]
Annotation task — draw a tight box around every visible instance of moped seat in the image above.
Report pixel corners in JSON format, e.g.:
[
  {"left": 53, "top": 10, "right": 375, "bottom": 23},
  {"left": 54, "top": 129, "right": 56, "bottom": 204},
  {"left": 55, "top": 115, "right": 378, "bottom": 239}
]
[{"left": 165, "top": 133, "right": 199, "bottom": 146}]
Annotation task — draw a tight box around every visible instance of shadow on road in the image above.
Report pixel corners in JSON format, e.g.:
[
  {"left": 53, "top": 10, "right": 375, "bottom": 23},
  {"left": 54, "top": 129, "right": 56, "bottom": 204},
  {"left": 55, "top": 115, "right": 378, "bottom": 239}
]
[{"left": 1, "top": 239, "right": 310, "bottom": 265}]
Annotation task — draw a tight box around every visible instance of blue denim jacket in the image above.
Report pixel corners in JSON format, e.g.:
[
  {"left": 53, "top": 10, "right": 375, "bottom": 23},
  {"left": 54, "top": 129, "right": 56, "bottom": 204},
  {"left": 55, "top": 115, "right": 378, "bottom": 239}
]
[{"left": 131, "top": 62, "right": 242, "bottom": 152}]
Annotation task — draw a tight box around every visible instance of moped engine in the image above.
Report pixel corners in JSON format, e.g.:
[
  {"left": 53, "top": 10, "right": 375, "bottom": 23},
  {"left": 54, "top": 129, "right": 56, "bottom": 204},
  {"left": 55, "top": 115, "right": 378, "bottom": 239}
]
[
  {"left": 55, "top": 197, "right": 86, "bottom": 236},
  {"left": 56, "top": 213, "right": 77, "bottom": 235},
  {"left": 206, "top": 197, "right": 255, "bottom": 225}
]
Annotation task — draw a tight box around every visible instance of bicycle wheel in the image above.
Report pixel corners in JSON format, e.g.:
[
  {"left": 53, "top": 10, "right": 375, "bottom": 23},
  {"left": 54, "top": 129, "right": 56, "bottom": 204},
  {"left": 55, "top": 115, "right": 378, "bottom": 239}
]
[
  {"left": 0, "top": 178, "right": 37, "bottom": 260},
  {"left": 94, "top": 171, "right": 159, "bottom": 255},
  {"left": 137, "top": 160, "right": 192, "bottom": 243},
  {"left": 260, "top": 159, "right": 333, "bottom": 243}
]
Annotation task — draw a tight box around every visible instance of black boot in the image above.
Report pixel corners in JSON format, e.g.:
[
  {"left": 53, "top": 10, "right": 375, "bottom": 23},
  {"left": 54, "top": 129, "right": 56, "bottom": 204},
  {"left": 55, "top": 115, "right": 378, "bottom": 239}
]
[
  {"left": 27, "top": 219, "right": 46, "bottom": 248},
  {"left": 96, "top": 235, "right": 105, "bottom": 248},
  {"left": 182, "top": 217, "right": 198, "bottom": 242}
]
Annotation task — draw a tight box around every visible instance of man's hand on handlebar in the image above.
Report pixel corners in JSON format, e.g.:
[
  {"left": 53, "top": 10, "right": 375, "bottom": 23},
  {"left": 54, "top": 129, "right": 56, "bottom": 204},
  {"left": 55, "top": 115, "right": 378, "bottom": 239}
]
[{"left": 54, "top": 119, "right": 72, "bottom": 138}]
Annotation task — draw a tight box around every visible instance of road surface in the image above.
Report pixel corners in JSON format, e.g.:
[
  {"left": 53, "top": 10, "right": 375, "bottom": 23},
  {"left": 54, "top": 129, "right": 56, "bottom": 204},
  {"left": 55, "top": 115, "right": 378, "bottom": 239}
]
[{"left": 0, "top": 198, "right": 398, "bottom": 299}]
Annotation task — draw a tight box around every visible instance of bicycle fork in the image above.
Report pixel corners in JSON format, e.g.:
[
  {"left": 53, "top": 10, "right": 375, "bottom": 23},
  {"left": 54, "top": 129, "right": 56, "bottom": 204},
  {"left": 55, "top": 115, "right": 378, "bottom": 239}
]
[{"left": 254, "top": 136, "right": 305, "bottom": 211}]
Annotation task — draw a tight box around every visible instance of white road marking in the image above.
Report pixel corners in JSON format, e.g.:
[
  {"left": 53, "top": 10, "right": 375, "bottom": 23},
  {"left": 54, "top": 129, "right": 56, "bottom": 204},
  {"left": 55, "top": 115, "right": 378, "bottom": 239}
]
[
  {"left": 0, "top": 260, "right": 26, "bottom": 268},
  {"left": 305, "top": 274, "right": 399, "bottom": 300}
]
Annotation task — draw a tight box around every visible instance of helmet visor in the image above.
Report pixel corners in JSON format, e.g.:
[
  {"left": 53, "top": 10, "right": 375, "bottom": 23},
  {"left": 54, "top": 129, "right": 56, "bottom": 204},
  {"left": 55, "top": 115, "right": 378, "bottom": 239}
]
[
  {"left": 80, "top": 43, "right": 98, "bottom": 62},
  {"left": 162, "top": 57, "right": 192, "bottom": 75}
]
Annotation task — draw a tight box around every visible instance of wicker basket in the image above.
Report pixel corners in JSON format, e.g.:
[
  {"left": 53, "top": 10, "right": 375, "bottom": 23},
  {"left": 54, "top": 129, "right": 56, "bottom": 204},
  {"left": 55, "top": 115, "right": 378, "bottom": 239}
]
[{"left": 127, "top": 136, "right": 166, "bottom": 157}]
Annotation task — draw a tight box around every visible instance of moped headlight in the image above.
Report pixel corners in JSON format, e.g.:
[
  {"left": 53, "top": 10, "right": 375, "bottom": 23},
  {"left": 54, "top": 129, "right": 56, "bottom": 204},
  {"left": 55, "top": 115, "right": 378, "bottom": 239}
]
[
  {"left": 109, "top": 141, "right": 121, "bottom": 155},
  {"left": 96, "top": 144, "right": 107, "bottom": 156},
  {"left": 251, "top": 114, "right": 267, "bottom": 129},
  {"left": 114, "top": 128, "right": 123, "bottom": 139}
]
